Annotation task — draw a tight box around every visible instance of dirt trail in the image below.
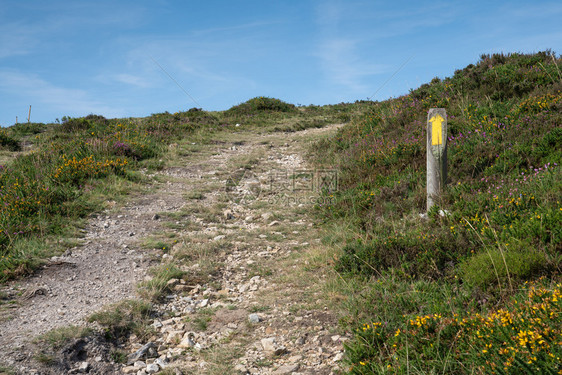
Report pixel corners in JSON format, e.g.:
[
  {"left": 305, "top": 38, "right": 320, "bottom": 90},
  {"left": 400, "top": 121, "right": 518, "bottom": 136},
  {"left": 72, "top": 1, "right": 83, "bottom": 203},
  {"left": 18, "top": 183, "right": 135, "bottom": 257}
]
[{"left": 1, "top": 124, "right": 345, "bottom": 374}]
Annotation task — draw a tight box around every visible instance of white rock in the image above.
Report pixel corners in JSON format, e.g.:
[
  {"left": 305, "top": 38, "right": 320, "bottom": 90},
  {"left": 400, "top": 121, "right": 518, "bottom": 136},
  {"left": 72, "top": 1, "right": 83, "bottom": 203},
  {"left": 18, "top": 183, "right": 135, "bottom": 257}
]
[
  {"left": 439, "top": 209, "right": 450, "bottom": 217},
  {"left": 78, "top": 362, "right": 89, "bottom": 373},
  {"left": 234, "top": 364, "right": 248, "bottom": 373},
  {"left": 273, "top": 364, "right": 299, "bottom": 374},
  {"left": 146, "top": 363, "right": 159, "bottom": 374},
  {"left": 248, "top": 313, "right": 260, "bottom": 323},
  {"left": 261, "top": 337, "right": 276, "bottom": 353}
]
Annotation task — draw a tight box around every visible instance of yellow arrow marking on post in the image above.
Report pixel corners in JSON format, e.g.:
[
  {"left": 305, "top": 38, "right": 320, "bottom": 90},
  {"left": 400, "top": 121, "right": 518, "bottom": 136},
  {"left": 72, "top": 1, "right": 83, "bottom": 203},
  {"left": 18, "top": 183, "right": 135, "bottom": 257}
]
[{"left": 429, "top": 114, "right": 445, "bottom": 146}]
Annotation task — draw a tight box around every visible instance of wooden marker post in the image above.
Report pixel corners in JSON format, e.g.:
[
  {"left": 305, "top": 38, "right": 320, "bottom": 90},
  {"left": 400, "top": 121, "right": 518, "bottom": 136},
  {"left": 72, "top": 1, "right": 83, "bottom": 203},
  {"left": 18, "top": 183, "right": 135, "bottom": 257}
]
[
  {"left": 427, "top": 108, "right": 447, "bottom": 212},
  {"left": 28, "top": 105, "right": 32, "bottom": 123}
]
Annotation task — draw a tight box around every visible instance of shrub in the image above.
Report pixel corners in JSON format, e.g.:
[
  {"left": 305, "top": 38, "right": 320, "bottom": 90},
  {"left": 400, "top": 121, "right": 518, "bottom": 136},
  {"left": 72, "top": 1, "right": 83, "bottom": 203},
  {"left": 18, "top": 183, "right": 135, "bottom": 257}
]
[
  {"left": 460, "top": 247, "right": 548, "bottom": 290},
  {"left": 0, "top": 131, "right": 21, "bottom": 151},
  {"left": 227, "top": 97, "right": 297, "bottom": 115}
]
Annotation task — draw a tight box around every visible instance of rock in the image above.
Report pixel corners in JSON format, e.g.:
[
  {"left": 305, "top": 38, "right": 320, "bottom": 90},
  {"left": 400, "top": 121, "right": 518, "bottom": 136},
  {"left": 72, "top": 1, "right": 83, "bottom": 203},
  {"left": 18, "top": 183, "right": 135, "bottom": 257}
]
[
  {"left": 133, "top": 361, "right": 146, "bottom": 370},
  {"left": 173, "top": 284, "right": 193, "bottom": 292},
  {"left": 155, "top": 357, "right": 169, "bottom": 368},
  {"left": 78, "top": 362, "right": 89, "bottom": 373},
  {"left": 223, "top": 209, "right": 234, "bottom": 220},
  {"left": 234, "top": 364, "right": 248, "bottom": 373},
  {"left": 273, "top": 364, "right": 299, "bottom": 374},
  {"left": 166, "top": 330, "right": 184, "bottom": 344},
  {"left": 166, "top": 278, "right": 180, "bottom": 287},
  {"left": 261, "top": 337, "right": 286, "bottom": 355},
  {"left": 248, "top": 313, "right": 260, "bottom": 323},
  {"left": 439, "top": 209, "right": 450, "bottom": 217},
  {"left": 261, "top": 212, "right": 273, "bottom": 221},
  {"left": 146, "top": 363, "right": 159, "bottom": 374},
  {"left": 238, "top": 283, "right": 249, "bottom": 293},
  {"left": 178, "top": 333, "right": 196, "bottom": 348},
  {"left": 333, "top": 352, "right": 344, "bottom": 362},
  {"left": 128, "top": 342, "right": 156, "bottom": 364},
  {"left": 288, "top": 355, "right": 303, "bottom": 362},
  {"left": 122, "top": 366, "right": 136, "bottom": 374},
  {"left": 213, "top": 235, "right": 226, "bottom": 241},
  {"left": 268, "top": 221, "right": 280, "bottom": 227},
  {"left": 152, "top": 214, "right": 160, "bottom": 220},
  {"left": 200, "top": 299, "right": 209, "bottom": 307}
]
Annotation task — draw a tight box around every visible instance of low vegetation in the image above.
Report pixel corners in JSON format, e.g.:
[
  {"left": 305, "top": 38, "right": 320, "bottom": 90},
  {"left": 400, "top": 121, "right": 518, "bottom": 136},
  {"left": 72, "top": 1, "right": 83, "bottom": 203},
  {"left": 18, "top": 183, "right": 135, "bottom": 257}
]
[
  {"left": 87, "top": 299, "right": 154, "bottom": 341},
  {"left": 0, "top": 101, "right": 360, "bottom": 281},
  {"left": 311, "top": 51, "right": 562, "bottom": 373},
  {"left": 2, "top": 48, "right": 559, "bottom": 375}
]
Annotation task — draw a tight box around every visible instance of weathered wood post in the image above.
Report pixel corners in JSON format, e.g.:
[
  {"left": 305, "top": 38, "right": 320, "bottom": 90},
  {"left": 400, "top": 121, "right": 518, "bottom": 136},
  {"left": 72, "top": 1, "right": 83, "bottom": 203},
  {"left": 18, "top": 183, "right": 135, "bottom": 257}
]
[
  {"left": 28, "top": 105, "right": 31, "bottom": 123},
  {"left": 427, "top": 108, "right": 447, "bottom": 212}
]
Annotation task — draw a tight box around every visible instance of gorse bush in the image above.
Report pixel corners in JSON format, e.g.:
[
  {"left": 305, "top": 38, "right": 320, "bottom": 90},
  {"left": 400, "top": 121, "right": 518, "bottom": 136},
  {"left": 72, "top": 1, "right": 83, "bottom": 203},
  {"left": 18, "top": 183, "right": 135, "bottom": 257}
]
[
  {"left": 311, "top": 51, "right": 562, "bottom": 374},
  {"left": 344, "top": 280, "right": 562, "bottom": 374}
]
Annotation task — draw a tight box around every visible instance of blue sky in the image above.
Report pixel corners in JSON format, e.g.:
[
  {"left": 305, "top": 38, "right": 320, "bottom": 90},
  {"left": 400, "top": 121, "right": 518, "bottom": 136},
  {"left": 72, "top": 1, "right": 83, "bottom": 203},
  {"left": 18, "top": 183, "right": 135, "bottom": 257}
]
[{"left": 1, "top": 1, "right": 561, "bottom": 126}]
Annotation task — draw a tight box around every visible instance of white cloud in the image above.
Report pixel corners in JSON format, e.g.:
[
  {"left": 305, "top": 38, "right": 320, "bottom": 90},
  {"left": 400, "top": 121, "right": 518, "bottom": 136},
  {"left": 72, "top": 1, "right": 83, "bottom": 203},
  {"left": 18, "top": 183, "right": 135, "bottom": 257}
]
[
  {"left": 111, "top": 73, "right": 151, "bottom": 88},
  {"left": 0, "top": 70, "right": 123, "bottom": 117},
  {"left": 0, "top": 22, "right": 38, "bottom": 59},
  {"left": 316, "top": 37, "right": 387, "bottom": 92}
]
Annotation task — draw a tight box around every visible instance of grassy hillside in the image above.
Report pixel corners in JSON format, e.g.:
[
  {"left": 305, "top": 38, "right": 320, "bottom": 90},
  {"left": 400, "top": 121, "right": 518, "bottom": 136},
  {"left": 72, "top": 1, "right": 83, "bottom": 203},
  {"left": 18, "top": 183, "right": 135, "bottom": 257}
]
[
  {"left": 311, "top": 51, "right": 561, "bottom": 374},
  {"left": 0, "top": 99, "right": 365, "bottom": 281}
]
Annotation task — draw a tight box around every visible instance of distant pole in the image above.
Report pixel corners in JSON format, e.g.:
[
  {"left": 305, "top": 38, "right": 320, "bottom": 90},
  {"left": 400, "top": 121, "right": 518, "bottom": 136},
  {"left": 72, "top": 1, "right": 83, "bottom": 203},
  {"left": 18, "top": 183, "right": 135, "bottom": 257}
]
[
  {"left": 28, "top": 105, "right": 31, "bottom": 123},
  {"left": 16, "top": 116, "right": 18, "bottom": 124},
  {"left": 427, "top": 108, "right": 447, "bottom": 212}
]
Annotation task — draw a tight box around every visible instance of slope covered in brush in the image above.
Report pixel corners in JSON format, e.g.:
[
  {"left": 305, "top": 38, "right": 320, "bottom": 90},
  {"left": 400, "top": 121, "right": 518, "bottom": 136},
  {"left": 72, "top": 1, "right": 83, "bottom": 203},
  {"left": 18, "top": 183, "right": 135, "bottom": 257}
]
[{"left": 313, "top": 51, "right": 562, "bottom": 374}]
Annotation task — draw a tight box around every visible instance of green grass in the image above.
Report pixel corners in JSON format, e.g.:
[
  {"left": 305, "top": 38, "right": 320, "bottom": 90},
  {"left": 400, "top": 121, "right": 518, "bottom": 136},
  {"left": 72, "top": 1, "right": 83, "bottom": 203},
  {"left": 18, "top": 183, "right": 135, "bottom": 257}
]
[
  {"left": 34, "top": 325, "right": 92, "bottom": 349},
  {"left": 0, "top": 99, "right": 363, "bottom": 282},
  {"left": 137, "top": 263, "right": 186, "bottom": 300},
  {"left": 87, "top": 299, "right": 153, "bottom": 341},
  {"left": 310, "top": 51, "right": 562, "bottom": 374}
]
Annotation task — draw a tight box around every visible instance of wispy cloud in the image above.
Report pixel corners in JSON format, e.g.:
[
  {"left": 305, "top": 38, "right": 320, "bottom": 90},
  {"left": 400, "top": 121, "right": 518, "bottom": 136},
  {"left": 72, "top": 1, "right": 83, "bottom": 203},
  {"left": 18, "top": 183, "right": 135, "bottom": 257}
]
[
  {"left": 0, "top": 22, "right": 38, "bottom": 59},
  {"left": 314, "top": 1, "right": 390, "bottom": 92},
  {"left": 0, "top": 70, "right": 123, "bottom": 118},
  {"left": 316, "top": 37, "right": 387, "bottom": 91},
  {"left": 110, "top": 73, "right": 151, "bottom": 88}
]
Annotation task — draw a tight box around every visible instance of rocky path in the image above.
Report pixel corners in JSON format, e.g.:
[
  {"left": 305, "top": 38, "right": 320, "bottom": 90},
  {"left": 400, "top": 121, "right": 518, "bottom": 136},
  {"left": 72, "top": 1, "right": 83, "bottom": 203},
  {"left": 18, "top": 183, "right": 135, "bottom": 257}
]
[{"left": 0, "top": 124, "right": 346, "bottom": 374}]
